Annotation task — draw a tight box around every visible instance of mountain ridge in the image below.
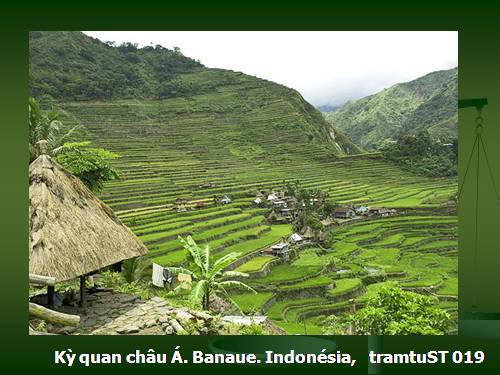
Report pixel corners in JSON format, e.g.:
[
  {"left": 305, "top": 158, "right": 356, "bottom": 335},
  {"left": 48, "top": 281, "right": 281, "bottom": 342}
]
[{"left": 324, "top": 68, "right": 458, "bottom": 150}]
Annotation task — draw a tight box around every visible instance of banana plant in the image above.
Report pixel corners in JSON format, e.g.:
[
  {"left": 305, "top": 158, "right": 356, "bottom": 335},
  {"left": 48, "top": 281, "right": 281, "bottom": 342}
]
[{"left": 165, "top": 235, "right": 256, "bottom": 310}]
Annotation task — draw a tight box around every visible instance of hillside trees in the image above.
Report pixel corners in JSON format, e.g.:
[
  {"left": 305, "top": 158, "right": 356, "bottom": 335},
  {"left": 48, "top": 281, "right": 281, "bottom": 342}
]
[
  {"left": 348, "top": 286, "right": 450, "bottom": 335},
  {"left": 380, "top": 130, "right": 457, "bottom": 177},
  {"left": 323, "top": 286, "right": 450, "bottom": 335},
  {"left": 53, "top": 142, "right": 120, "bottom": 193},
  {"left": 30, "top": 31, "right": 203, "bottom": 100},
  {"left": 324, "top": 68, "right": 457, "bottom": 149}
]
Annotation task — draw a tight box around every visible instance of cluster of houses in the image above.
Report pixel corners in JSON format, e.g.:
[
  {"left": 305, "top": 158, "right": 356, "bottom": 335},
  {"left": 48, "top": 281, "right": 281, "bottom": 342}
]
[
  {"left": 255, "top": 191, "right": 298, "bottom": 223},
  {"left": 173, "top": 197, "right": 189, "bottom": 212},
  {"left": 256, "top": 190, "right": 397, "bottom": 224},
  {"left": 258, "top": 205, "right": 398, "bottom": 262},
  {"left": 333, "top": 205, "right": 397, "bottom": 220}
]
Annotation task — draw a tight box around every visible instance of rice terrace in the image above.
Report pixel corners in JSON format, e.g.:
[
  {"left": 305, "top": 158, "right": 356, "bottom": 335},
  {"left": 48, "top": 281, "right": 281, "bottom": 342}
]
[{"left": 29, "top": 31, "right": 458, "bottom": 335}]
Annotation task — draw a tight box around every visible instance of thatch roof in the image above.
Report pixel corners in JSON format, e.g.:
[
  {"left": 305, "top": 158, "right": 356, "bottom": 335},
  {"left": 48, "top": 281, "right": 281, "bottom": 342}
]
[{"left": 29, "top": 141, "right": 148, "bottom": 282}]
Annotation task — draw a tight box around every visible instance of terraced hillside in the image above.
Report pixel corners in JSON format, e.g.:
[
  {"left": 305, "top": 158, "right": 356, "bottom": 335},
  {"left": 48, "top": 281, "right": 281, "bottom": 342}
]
[
  {"left": 32, "top": 32, "right": 457, "bottom": 334},
  {"left": 30, "top": 31, "right": 361, "bottom": 158},
  {"left": 232, "top": 214, "right": 458, "bottom": 334},
  {"left": 56, "top": 99, "right": 457, "bottom": 334}
]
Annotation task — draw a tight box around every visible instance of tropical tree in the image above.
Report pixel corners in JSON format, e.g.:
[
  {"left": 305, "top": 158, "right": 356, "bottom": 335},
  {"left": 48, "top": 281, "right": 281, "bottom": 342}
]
[
  {"left": 29, "top": 97, "right": 120, "bottom": 192},
  {"left": 348, "top": 286, "right": 450, "bottom": 335},
  {"left": 165, "top": 236, "right": 256, "bottom": 310},
  {"left": 322, "top": 286, "right": 450, "bottom": 335},
  {"left": 54, "top": 141, "right": 120, "bottom": 193},
  {"left": 29, "top": 96, "right": 82, "bottom": 162}
]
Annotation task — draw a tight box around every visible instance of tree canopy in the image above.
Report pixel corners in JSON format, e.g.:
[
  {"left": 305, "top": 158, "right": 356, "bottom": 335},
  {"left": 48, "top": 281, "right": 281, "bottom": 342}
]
[
  {"left": 380, "top": 130, "right": 457, "bottom": 177},
  {"left": 323, "top": 286, "right": 450, "bottom": 335},
  {"left": 29, "top": 97, "right": 120, "bottom": 192},
  {"left": 30, "top": 31, "right": 203, "bottom": 101}
]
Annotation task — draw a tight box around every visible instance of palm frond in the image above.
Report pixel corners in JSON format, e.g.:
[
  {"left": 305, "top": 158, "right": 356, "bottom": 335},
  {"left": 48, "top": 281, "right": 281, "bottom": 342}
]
[
  {"left": 190, "top": 279, "right": 208, "bottom": 304},
  {"left": 210, "top": 252, "right": 241, "bottom": 277},
  {"left": 179, "top": 235, "right": 205, "bottom": 273},
  {"left": 121, "top": 257, "right": 152, "bottom": 283},
  {"left": 51, "top": 125, "right": 84, "bottom": 154}
]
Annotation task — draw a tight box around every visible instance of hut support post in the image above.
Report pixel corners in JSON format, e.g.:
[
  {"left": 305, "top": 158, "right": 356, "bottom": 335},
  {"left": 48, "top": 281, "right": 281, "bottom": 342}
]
[
  {"left": 47, "top": 285, "right": 54, "bottom": 309},
  {"left": 79, "top": 276, "right": 86, "bottom": 307}
]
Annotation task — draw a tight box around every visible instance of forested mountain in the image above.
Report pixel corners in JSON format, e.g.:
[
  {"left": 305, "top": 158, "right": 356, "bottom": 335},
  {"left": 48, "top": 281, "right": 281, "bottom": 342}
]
[
  {"left": 29, "top": 31, "right": 203, "bottom": 101},
  {"left": 29, "top": 31, "right": 362, "bottom": 157},
  {"left": 324, "top": 68, "right": 458, "bottom": 150}
]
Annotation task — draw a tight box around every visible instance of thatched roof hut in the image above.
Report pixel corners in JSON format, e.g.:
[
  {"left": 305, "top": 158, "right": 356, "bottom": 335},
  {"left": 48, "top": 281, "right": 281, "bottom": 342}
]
[{"left": 29, "top": 141, "right": 148, "bottom": 282}]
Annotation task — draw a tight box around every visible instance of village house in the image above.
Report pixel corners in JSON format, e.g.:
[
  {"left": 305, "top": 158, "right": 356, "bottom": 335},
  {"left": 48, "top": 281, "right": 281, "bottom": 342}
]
[
  {"left": 320, "top": 218, "right": 333, "bottom": 227},
  {"left": 334, "top": 207, "right": 356, "bottom": 219},
  {"left": 175, "top": 197, "right": 189, "bottom": 205},
  {"left": 273, "top": 199, "right": 287, "bottom": 208},
  {"left": 267, "top": 193, "right": 278, "bottom": 202},
  {"left": 29, "top": 140, "right": 148, "bottom": 308},
  {"left": 289, "top": 233, "right": 303, "bottom": 245},
  {"left": 254, "top": 197, "right": 263, "bottom": 205},
  {"left": 280, "top": 207, "right": 294, "bottom": 217},
  {"left": 278, "top": 208, "right": 295, "bottom": 223},
  {"left": 301, "top": 227, "right": 315, "bottom": 241},
  {"left": 270, "top": 242, "right": 291, "bottom": 259},
  {"left": 195, "top": 201, "right": 205, "bottom": 209}
]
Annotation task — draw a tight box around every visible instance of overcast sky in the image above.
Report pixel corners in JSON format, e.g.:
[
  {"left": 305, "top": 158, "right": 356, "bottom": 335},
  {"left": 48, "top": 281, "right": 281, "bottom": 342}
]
[{"left": 84, "top": 31, "right": 458, "bottom": 108}]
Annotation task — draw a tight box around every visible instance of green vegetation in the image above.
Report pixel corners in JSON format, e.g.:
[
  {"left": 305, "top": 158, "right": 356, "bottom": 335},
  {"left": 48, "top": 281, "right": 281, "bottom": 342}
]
[
  {"left": 230, "top": 292, "right": 273, "bottom": 314},
  {"left": 54, "top": 141, "right": 120, "bottom": 192},
  {"left": 29, "top": 31, "right": 202, "bottom": 101},
  {"left": 324, "top": 68, "right": 457, "bottom": 150},
  {"left": 29, "top": 96, "right": 82, "bottom": 162},
  {"left": 121, "top": 256, "right": 151, "bottom": 283},
  {"left": 380, "top": 130, "right": 457, "bottom": 177},
  {"left": 164, "top": 236, "right": 256, "bottom": 310},
  {"left": 323, "top": 286, "right": 450, "bottom": 335},
  {"left": 29, "top": 97, "right": 120, "bottom": 192},
  {"left": 235, "top": 256, "right": 276, "bottom": 273}
]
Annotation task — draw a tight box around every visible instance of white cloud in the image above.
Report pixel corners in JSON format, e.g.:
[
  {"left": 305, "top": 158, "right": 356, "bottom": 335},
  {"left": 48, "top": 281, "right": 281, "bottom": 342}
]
[{"left": 84, "top": 31, "right": 458, "bottom": 107}]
